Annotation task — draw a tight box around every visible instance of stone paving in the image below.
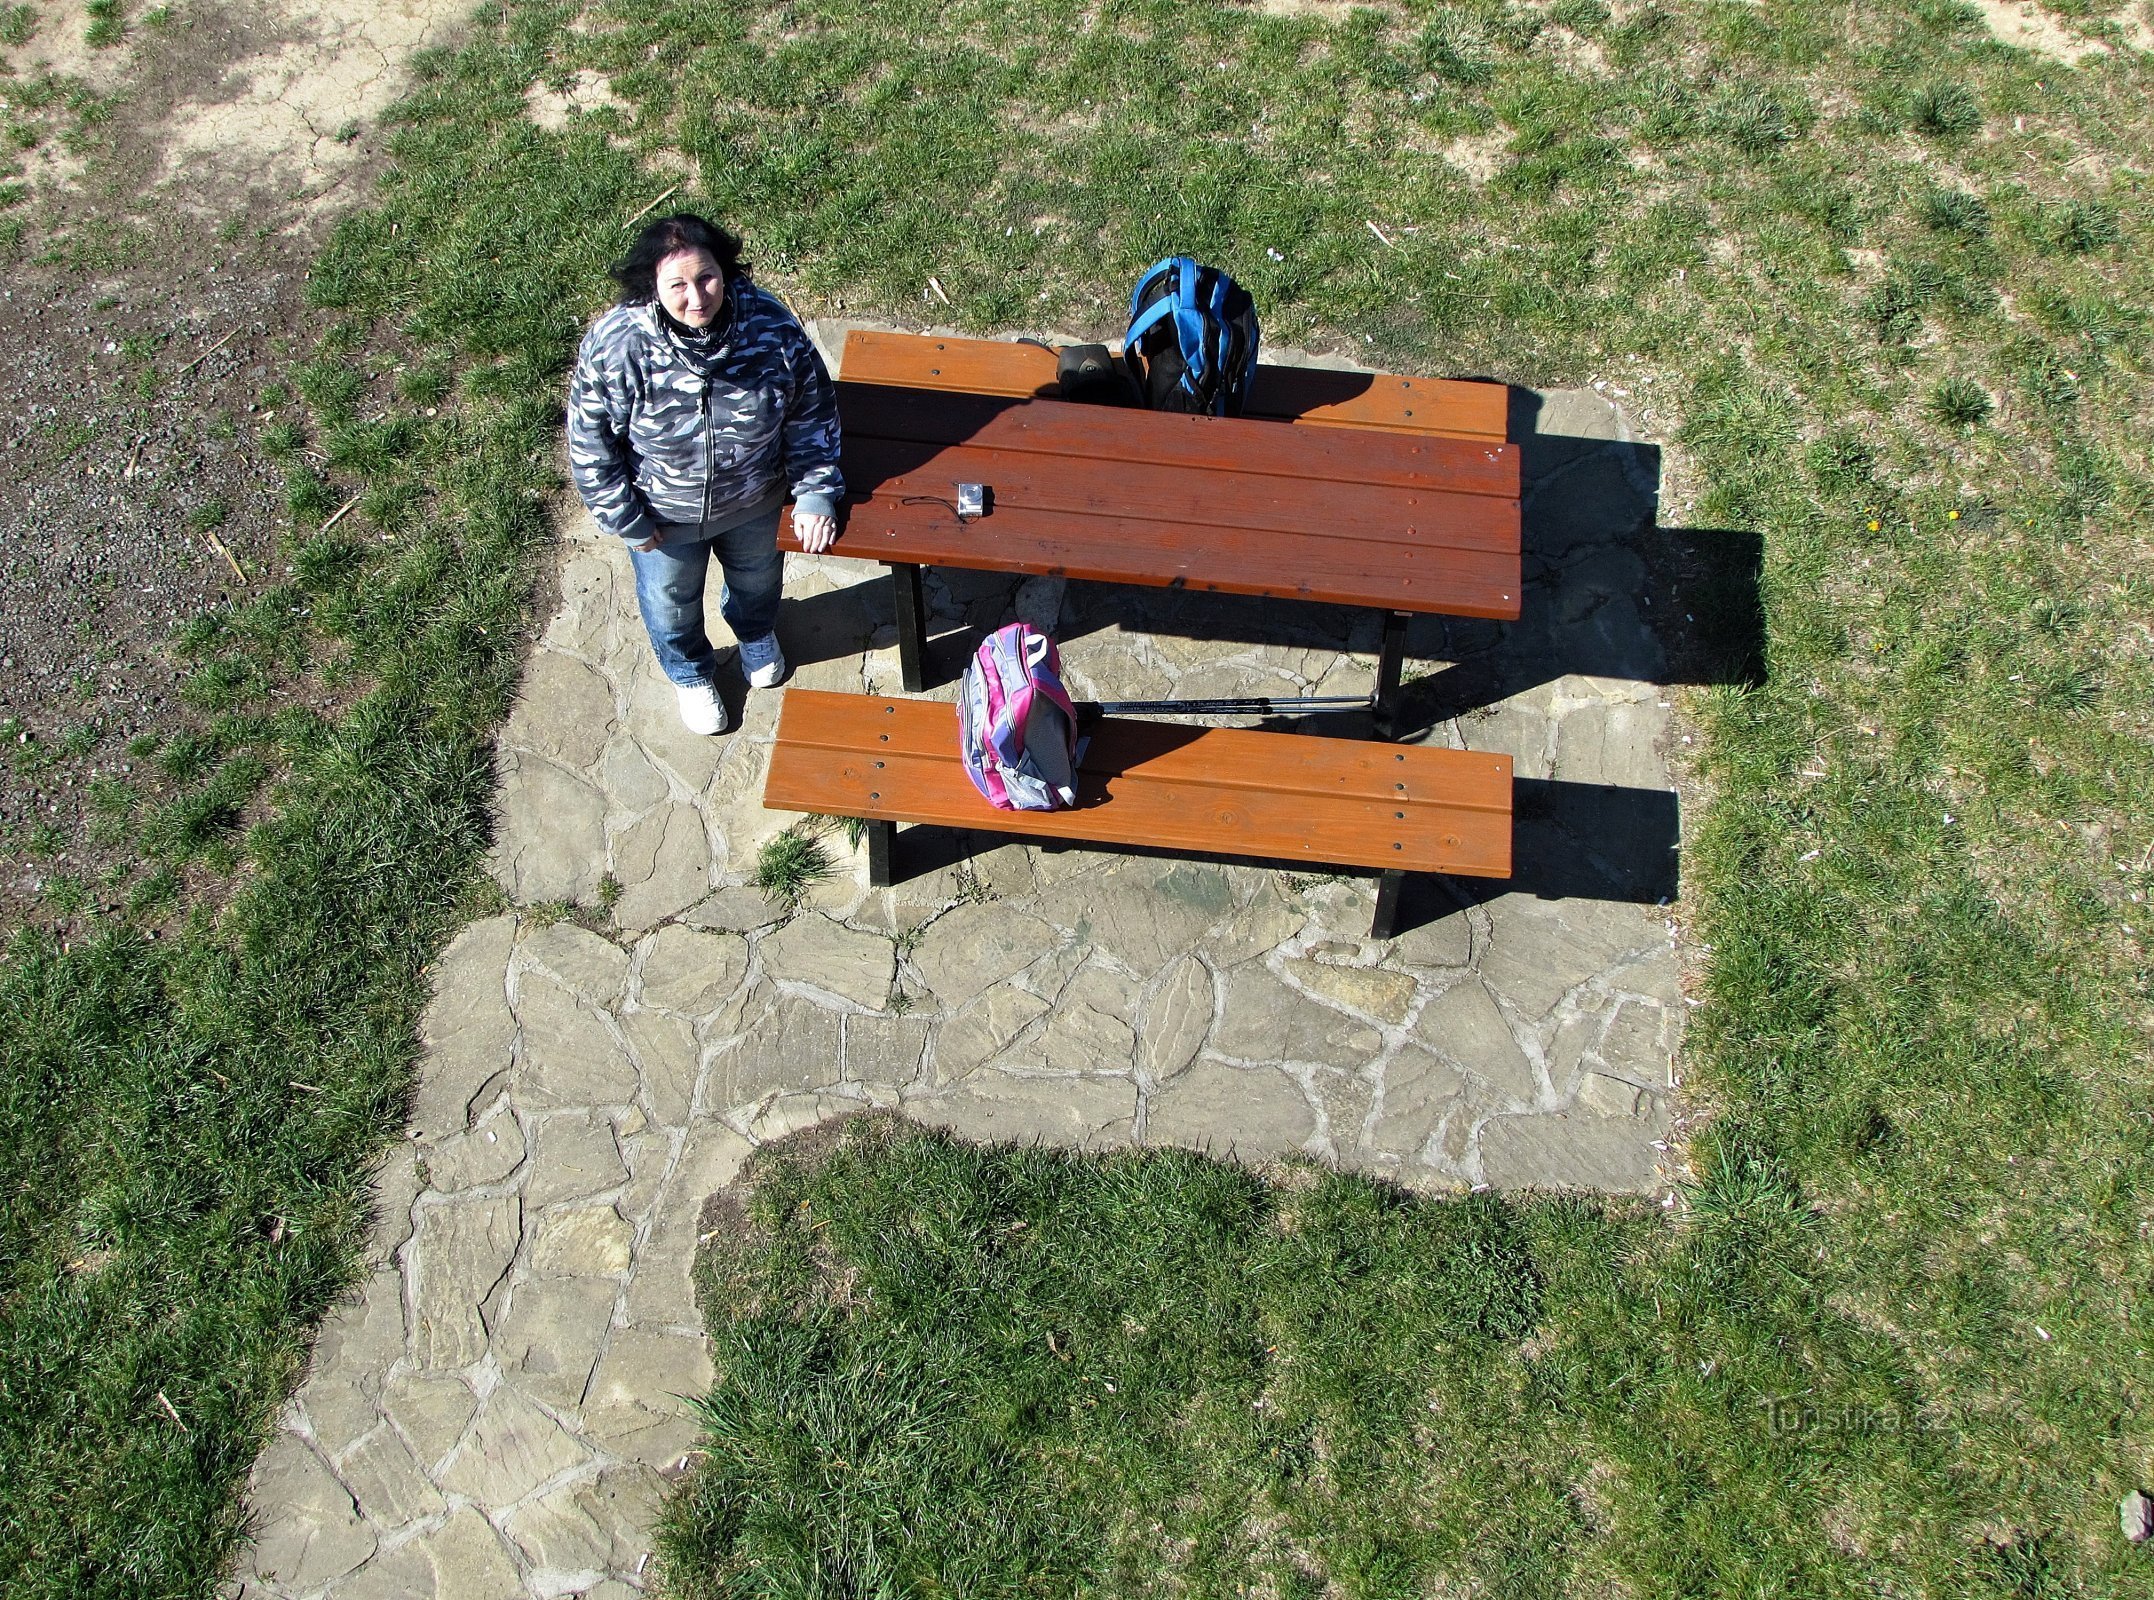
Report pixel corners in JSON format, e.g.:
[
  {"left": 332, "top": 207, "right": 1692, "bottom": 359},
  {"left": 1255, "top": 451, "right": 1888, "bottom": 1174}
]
[{"left": 234, "top": 328, "right": 1689, "bottom": 1598}]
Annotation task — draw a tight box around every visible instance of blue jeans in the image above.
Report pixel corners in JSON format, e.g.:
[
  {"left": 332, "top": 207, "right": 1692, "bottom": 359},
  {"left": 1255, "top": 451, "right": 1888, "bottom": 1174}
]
[{"left": 628, "top": 507, "right": 785, "bottom": 687}]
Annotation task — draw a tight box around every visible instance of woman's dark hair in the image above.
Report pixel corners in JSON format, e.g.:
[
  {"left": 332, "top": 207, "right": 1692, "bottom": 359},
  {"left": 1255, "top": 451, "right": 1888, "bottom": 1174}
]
[{"left": 610, "top": 214, "right": 750, "bottom": 304}]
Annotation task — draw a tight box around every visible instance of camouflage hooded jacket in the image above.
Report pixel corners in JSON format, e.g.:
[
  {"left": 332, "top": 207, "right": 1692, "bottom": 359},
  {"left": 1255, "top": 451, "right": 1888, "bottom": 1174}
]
[{"left": 566, "top": 279, "right": 843, "bottom": 547}]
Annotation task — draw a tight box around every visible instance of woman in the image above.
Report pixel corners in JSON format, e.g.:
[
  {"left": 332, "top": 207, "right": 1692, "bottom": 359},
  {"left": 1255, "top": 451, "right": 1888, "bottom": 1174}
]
[{"left": 568, "top": 214, "right": 842, "bottom": 735}]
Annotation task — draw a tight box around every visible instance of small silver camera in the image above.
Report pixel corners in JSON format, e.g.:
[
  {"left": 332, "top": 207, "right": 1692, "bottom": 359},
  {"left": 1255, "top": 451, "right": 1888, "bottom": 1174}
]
[{"left": 955, "top": 482, "right": 988, "bottom": 520}]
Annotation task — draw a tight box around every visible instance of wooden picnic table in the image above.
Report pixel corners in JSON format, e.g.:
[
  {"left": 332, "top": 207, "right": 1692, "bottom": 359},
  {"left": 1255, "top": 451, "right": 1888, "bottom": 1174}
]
[{"left": 779, "top": 332, "right": 1523, "bottom": 739}]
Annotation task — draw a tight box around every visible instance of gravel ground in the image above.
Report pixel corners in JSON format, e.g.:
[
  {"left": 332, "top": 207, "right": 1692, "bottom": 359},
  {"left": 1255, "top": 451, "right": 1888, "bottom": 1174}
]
[{"left": 0, "top": 231, "right": 320, "bottom": 925}]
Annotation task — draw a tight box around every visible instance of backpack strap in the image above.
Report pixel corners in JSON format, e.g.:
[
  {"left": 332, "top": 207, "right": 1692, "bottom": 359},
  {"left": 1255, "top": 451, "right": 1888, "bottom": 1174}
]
[{"left": 1128, "top": 257, "right": 1176, "bottom": 322}]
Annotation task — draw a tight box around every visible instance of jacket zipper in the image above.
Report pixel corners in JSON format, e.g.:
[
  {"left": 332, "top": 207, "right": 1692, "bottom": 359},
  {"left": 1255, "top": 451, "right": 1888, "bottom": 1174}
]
[{"left": 698, "top": 383, "right": 714, "bottom": 524}]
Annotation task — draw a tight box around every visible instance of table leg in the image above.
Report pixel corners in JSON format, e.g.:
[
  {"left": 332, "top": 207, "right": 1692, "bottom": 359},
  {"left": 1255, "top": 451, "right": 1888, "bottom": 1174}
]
[
  {"left": 866, "top": 819, "right": 896, "bottom": 888},
  {"left": 1372, "top": 869, "right": 1406, "bottom": 940},
  {"left": 892, "top": 563, "right": 927, "bottom": 693},
  {"left": 1372, "top": 609, "right": 1409, "bottom": 741}
]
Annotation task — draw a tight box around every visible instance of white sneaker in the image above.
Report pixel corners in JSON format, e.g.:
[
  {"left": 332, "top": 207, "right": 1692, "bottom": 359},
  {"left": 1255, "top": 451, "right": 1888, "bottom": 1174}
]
[
  {"left": 739, "top": 632, "right": 788, "bottom": 688},
  {"left": 675, "top": 679, "right": 728, "bottom": 735}
]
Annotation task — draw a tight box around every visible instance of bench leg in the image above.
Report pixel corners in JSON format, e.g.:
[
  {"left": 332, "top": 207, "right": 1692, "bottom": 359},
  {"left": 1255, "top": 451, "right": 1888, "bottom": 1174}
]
[
  {"left": 866, "top": 819, "right": 896, "bottom": 888},
  {"left": 892, "top": 563, "right": 928, "bottom": 693},
  {"left": 1372, "top": 869, "right": 1406, "bottom": 940},
  {"left": 1372, "top": 609, "right": 1409, "bottom": 742}
]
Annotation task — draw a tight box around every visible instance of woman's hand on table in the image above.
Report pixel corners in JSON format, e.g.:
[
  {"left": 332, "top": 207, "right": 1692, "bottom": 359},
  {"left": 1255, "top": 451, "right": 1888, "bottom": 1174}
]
[{"left": 795, "top": 512, "right": 838, "bottom": 553}]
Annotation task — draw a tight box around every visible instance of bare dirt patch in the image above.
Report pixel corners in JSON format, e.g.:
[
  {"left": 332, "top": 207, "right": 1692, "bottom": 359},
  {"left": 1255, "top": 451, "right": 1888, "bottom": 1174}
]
[
  {"left": 525, "top": 65, "right": 628, "bottom": 131},
  {"left": 0, "top": 0, "right": 461, "bottom": 929},
  {"left": 1973, "top": 0, "right": 2154, "bottom": 62}
]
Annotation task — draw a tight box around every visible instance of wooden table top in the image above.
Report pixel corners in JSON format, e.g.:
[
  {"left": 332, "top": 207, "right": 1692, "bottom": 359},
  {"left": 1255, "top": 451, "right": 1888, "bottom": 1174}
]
[{"left": 780, "top": 379, "right": 1523, "bottom": 621}]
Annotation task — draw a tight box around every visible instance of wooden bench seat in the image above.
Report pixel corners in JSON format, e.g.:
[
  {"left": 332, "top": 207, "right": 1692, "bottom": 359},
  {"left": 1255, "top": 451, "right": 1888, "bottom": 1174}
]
[
  {"left": 764, "top": 690, "right": 1513, "bottom": 937},
  {"left": 838, "top": 329, "right": 1508, "bottom": 442}
]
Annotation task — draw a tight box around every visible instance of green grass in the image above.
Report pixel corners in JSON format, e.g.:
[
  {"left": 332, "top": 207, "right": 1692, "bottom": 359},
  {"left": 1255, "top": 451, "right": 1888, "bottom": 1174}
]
[
  {"left": 2, "top": 0, "right": 2151, "bottom": 1593},
  {"left": 752, "top": 824, "right": 836, "bottom": 911}
]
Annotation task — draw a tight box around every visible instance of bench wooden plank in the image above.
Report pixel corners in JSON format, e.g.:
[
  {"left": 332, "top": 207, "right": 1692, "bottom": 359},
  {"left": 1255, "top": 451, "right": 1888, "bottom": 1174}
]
[
  {"left": 840, "top": 329, "right": 1509, "bottom": 443},
  {"left": 765, "top": 691, "right": 1512, "bottom": 880}
]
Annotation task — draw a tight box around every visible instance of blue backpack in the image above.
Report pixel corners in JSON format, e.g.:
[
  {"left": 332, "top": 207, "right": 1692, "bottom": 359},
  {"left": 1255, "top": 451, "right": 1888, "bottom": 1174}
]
[{"left": 1122, "top": 257, "right": 1261, "bottom": 417}]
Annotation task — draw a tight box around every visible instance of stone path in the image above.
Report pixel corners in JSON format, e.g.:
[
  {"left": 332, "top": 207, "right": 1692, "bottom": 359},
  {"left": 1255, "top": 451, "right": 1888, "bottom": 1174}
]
[{"left": 233, "top": 330, "right": 1687, "bottom": 1598}]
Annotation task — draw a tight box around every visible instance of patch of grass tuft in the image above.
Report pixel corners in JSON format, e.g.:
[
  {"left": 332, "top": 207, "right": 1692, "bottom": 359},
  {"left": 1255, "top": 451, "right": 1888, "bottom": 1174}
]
[
  {"left": 754, "top": 825, "right": 835, "bottom": 911},
  {"left": 1927, "top": 375, "right": 1992, "bottom": 428}
]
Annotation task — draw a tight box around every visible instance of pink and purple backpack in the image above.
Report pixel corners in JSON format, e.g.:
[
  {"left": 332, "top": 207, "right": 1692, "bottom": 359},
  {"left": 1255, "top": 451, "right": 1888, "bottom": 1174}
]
[{"left": 957, "top": 622, "right": 1081, "bottom": 811}]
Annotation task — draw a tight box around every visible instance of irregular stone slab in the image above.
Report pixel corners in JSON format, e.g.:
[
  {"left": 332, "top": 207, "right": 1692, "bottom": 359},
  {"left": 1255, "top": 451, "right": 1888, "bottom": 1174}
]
[
  {"left": 1282, "top": 956, "right": 1418, "bottom": 1024},
  {"left": 426, "top": 1098, "right": 526, "bottom": 1191},
  {"left": 325, "top": 1540, "right": 434, "bottom": 1600},
  {"left": 411, "top": 1194, "right": 521, "bottom": 1370},
  {"left": 1468, "top": 702, "right": 1555, "bottom": 780},
  {"left": 1207, "top": 887, "right": 1304, "bottom": 967},
  {"left": 411, "top": 915, "right": 519, "bottom": 1139},
  {"left": 381, "top": 1371, "right": 477, "bottom": 1471},
  {"left": 398, "top": 1505, "right": 525, "bottom": 1596},
  {"left": 541, "top": 546, "right": 624, "bottom": 654},
  {"left": 1213, "top": 967, "right": 1383, "bottom": 1067},
  {"left": 761, "top": 914, "right": 894, "bottom": 1009},
  {"left": 520, "top": 921, "right": 631, "bottom": 1006},
  {"left": 436, "top": 1382, "right": 591, "bottom": 1502},
  {"left": 999, "top": 1001, "right": 1135, "bottom": 1075},
  {"left": 932, "top": 985, "right": 1051, "bottom": 1084},
  {"left": 913, "top": 1071, "right": 1136, "bottom": 1150},
  {"left": 495, "top": 1276, "right": 618, "bottom": 1409},
  {"left": 1312, "top": 1067, "right": 1376, "bottom": 1161},
  {"left": 1552, "top": 699, "right": 1670, "bottom": 792},
  {"left": 1479, "top": 896, "right": 1658, "bottom": 1019},
  {"left": 364, "top": 1149, "right": 424, "bottom": 1270},
  {"left": 637, "top": 924, "right": 750, "bottom": 1016},
  {"left": 582, "top": 1328, "right": 716, "bottom": 1465},
  {"left": 300, "top": 1268, "right": 404, "bottom": 1455},
  {"left": 910, "top": 902, "right": 1061, "bottom": 1007},
  {"left": 1576, "top": 1070, "right": 1646, "bottom": 1118},
  {"left": 1412, "top": 980, "right": 1536, "bottom": 1103},
  {"left": 623, "top": 661, "right": 726, "bottom": 791},
  {"left": 515, "top": 973, "right": 639, "bottom": 1111},
  {"left": 1139, "top": 956, "right": 1212, "bottom": 1081},
  {"left": 618, "top": 1126, "right": 675, "bottom": 1222},
  {"left": 601, "top": 732, "right": 674, "bottom": 816},
  {"left": 243, "top": 1433, "right": 377, "bottom": 1590},
  {"left": 530, "top": 1204, "right": 636, "bottom": 1279},
  {"left": 718, "top": 992, "right": 843, "bottom": 1105},
  {"left": 622, "top": 1007, "right": 700, "bottom": 1126},
  {"left": 504, "top": 1465, "right": 665, "bottom": 1584},
  {"left": 624, "top": 1123, "right": 753, "bottom": 1327},
  {"left": 512, "top": 648, "right": 618, "bottom": 772},
  {"left": 613, "top": 800, "right": 712, "bottom": 932},
  {"left": 1478, "top": 1113, "right": 1661, "bottom": 1192},
  {"left": 525, "top": 1112, "right": 629, "bottom": 1206},
  {"left": 742, "top": 1092, "right": 857, "bottom": 1145},
  {"left": 684, "top": 884, "right": 787, "bottom": 933},
  {"left": 845, "top": 1014, "right": 929, "bottom": 1084},
  {"left": 1614, "top": 939, "right": 1682, "bottom": 1005},
  {"left": 1596, "top": 996, "right": 1677, "bottom": 1082},
  {"left": 493, "top": 751, "right": 608, "bottom": 904},
  {"left": 1369, "top": 1046, "right": 1468, "bottom": 1159},
  {"left": 1146, "top": 1058, "right": 1316, "bottom": 1156},
  {"left": 1037, "top": 861, "right": 1229, "bottom": 975},
  {"left": 332, "top": 1423, "right": 445, "bottom": 1529},
  {"left": 1391, "top": 906, "right": 1473, "bottom": 969}
]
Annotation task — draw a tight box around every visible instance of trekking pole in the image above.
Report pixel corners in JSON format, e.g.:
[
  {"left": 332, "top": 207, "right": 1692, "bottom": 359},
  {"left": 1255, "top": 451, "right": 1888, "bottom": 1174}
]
[{"left": 1083, "top": 695, "right": 1371, "bottom": 718}]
